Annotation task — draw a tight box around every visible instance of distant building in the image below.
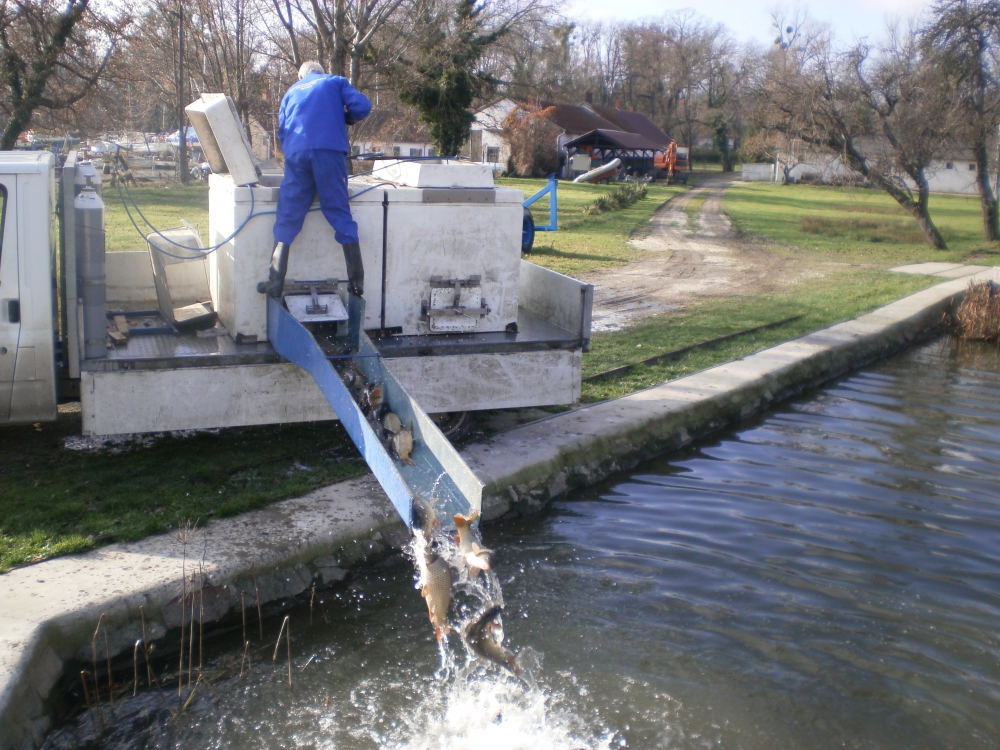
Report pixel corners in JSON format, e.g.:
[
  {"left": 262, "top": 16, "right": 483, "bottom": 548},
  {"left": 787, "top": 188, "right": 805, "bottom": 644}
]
[
  {"left": 346, "top": 109, "right": 436, "bottom": 161},
  {"left": 470, "top": 98, "right": 673, "bottom": 178},
  {"left": 776, "top": 139, "right": 988, "bottom": 195}
]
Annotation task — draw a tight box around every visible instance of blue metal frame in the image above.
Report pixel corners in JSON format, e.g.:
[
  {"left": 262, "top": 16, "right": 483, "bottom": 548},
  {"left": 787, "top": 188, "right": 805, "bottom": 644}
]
[
  {"left": 522, "top": 174, "right": 558, "bottom": 232},
  {"left": 267, "top": 296, "right": 483, "bottom": 532}
]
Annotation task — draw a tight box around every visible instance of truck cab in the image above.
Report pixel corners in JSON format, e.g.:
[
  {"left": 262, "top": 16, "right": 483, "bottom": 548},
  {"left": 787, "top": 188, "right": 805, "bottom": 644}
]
[{"left": 0, "top": 152, "right": 58, "bottom": 424}]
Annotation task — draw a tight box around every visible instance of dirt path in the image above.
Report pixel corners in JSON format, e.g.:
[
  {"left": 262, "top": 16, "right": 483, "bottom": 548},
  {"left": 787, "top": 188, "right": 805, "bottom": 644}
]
[{"left": 582, "top": 175, "right": 796, "bottom": 332}]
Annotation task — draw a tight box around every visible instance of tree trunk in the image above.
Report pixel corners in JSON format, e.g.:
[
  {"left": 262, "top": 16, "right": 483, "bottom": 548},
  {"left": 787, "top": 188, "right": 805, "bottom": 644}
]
[
  {"left": 909, "top": 188, "right": 947, "bottom": 249},
  {"left": 839, "top": 137, "right": 947, "bottom": 249},
  {"left": 1, "top": 107, "right": 34, "bottom": 151},
  {"left": 349, "top": 49, "right": 360, "bottom": 87},
  {"left": 974, "top": 138, "right": 999, "bottom": 241}
]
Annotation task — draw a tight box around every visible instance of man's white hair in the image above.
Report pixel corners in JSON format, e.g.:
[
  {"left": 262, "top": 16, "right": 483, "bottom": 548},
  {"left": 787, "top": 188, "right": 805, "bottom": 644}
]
[{"left": 298, "top": 61, "right": 325, "bottom": 79}]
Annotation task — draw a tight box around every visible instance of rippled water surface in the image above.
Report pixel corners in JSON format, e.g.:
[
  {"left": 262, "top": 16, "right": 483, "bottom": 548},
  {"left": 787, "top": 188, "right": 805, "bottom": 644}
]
[{"left": 49, "top": 337, "right": 1000, "bottom": 749}]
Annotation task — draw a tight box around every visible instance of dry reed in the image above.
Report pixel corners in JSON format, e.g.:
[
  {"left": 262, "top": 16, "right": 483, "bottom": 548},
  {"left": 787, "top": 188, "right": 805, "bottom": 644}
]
[
  {"left": 954, "top": 281, "right": 1000, "bottom": 342},
  {"left": 252, "top": 567, "right": 263, "bottom": 639},
  {"left": 273, "top": 615, "right": 292, "bottom": 689},
  {"left": 133, "top": 641, "right": 140, "bottom": 697},
  {"left": 103, "top": 627, "right": 113, "bottom": 707},
  {"left": 140, "top": 606, "right": 153, "bottom": 687}
]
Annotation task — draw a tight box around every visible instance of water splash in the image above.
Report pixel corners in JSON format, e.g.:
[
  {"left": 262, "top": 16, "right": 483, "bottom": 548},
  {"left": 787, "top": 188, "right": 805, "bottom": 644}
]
[
  {"left": 377, "top": 669, "right": 614, "bottom": 750},
  {"left": 395, "top": 507, "right": 614, "bottom": 749}
]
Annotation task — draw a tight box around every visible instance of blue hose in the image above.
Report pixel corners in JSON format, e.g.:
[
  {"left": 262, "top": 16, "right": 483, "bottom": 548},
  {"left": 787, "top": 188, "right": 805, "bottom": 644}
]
[{"left": 116, "top": 161, "right": 405, "bottom": 259}]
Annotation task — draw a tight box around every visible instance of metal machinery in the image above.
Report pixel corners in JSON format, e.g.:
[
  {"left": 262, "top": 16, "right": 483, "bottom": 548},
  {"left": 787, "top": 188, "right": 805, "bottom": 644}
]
[
  {"left": 0, "top": 95, "right": 593, "bottom": 529},
  {"left": 653, "top": 143, "right": 689, "bottom": 184}
]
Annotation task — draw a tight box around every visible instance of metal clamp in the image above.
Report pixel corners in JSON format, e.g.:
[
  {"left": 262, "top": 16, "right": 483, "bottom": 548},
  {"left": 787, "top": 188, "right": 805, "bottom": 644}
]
[
  {"left": 422, "top": 274, "right": 489, "bottom": 321},
  {"left": 428, "top": 274, "right": 482, "bottom": 288},
  {"left": 422, "top": 304, "right": 490, "bottom": 320}
]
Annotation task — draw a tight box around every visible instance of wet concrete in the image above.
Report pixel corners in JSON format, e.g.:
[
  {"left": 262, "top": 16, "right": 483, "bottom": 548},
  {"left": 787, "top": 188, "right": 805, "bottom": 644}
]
[{"left": 1, "top": 271, "right": 995, "bottom": 749}]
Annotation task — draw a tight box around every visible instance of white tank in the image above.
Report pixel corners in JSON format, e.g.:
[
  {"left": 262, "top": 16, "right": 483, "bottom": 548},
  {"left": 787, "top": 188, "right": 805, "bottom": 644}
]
[
  {"left": 74, "top": 160, "right": 102, "bottom": 198},
  {"left": 74, "top": 185, "right": 106, "bottom": 359}
]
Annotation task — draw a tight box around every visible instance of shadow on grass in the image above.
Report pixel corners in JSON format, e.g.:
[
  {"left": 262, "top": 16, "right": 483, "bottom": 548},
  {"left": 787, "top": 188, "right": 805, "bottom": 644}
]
[
  {"left": 528, "top": 245, "right": 621, "bottom": 263},
  {"left": 0, "top": 412, "right": 366, "bottom": 573}
]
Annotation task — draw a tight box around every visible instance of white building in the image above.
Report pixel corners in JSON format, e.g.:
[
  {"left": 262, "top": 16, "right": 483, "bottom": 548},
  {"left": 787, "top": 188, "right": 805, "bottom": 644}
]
[{"left": 776, "top": 139, "right": 986, "bottom": 195}]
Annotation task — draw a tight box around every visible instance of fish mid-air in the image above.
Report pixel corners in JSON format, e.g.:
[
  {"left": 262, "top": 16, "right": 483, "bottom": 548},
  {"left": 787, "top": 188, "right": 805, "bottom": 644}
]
[
  {"left": 412, "top": 495, "right": 440, "bottom": 541},
  {"left": 465, "top": 604, "right": 521, "bottom": 676},
  {"left": 419, "top": 546, "right": 453, "bottom": 641},
  {"left": 454, "top": 511, "right": 494, "bottom": 578}
]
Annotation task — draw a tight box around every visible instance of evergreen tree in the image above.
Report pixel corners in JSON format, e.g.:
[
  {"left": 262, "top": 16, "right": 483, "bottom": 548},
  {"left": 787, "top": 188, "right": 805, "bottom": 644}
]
[{"left": 397, "top": 0, "right": 507, "bottom": 157}]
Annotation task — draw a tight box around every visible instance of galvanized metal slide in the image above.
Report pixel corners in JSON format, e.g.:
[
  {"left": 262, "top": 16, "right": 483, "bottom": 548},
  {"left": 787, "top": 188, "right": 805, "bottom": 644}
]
[{"left": 267, "top": 296, "right": 483, "bottom": 531}]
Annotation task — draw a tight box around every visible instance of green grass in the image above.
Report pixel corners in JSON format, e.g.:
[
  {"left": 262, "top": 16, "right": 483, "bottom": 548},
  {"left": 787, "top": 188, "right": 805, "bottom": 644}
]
[
  {"left": 499, "top": 177, "right": 688, "bottom": 275},
  {"left": 0, "top": 414, "right": 365, "bottom": 573},
  {"left": 723, "top": 182, "right": 1000, "bottom": 265},
  {"left": 580, "top": 269, "right": 938, "bottom": 402},
  {"left": 104, "top": 183, "right": 210, "bottom": 253}
]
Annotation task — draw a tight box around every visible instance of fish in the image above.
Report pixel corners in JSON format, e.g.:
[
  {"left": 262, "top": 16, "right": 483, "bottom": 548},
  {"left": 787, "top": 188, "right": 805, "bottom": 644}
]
[
  {"left": 465, "top": 604, "right": 520, "bottom": 676},
  {"left": 367, "top": 383, "right": 384, "bottom": 411},
  {"left": 411, "top": 494, "right": 440, "bottom": 541},
  {"left": 390, "top": 427, "right": 414, "bottom": 462},
  {"left": 419, "top": 548, "right": 452, "bottom": 641},
  {"left": 382, "top": 412, "right": 402, "bottom": 434},
  {"left": 454, "top": 511, "right": 494, "bottom": 578}
]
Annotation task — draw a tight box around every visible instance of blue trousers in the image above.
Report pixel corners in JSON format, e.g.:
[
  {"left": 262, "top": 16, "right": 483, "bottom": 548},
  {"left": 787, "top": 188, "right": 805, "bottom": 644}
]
[{"left": 273, "top": 149, "right": 358, "bottom": 245}]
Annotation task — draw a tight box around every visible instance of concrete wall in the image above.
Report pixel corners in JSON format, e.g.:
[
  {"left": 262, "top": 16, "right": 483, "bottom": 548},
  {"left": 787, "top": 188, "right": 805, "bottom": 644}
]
[{"left": 741, "top": 163, "right": 774, "bottom": 182}]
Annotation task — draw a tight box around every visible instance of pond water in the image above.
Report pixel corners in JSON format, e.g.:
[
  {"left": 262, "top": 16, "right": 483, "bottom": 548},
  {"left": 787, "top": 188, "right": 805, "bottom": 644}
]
[{"left": 46, "top": 337, "right": 1000, "bottom": 749}]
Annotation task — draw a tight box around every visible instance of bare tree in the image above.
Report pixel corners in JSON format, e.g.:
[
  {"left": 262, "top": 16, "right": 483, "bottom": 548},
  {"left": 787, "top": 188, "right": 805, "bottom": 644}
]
[
  {"left": 757, "top": 22, "right": 959, "bottom": 248},
  {"left": 276, "top": 0, "right": 405, "bottom": 85},
  {"left": 926, "top": 0, "right": 1000, "bottom": 242},
  {"left": 191, "top": 0, "right": 265, "bottom": 136},
  {"left": 0, "top": 0, "right": 124, "bottom": 149},
  {"left": 502, "top": 101, "right": 560, "bottom": 175}
]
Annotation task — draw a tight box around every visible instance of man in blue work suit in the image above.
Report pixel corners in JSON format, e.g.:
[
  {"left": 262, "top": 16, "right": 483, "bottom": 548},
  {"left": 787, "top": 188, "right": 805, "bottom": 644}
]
[{"left": 258, "top": 61, "right": 372, "bottom": 299}]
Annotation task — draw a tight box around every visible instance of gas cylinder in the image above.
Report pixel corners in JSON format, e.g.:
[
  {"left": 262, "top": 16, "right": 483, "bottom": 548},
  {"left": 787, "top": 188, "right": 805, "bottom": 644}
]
[
  {"left": 75, "top": 182, "right": 106, "bottom": 359},
  {"left": 74, "top": 160, "right": 102, "bottom": 198}
]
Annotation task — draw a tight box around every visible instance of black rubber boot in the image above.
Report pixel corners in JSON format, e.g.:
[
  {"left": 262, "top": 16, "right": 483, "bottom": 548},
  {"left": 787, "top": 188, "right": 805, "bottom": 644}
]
[
  {"left": 256, "top": 242, "right": 291, "bottom": 298},
  {"left": 342, "top": 241, "right": 364, "bottom": 297}
]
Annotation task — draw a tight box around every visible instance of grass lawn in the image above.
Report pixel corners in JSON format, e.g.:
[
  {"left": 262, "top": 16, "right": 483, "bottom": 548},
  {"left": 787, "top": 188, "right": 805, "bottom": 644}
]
[
  {"left": 104, "top": 182, "right": 210, "bottom": 253},
  {"left": 578, "top": 182, "right": 999, "bottom": 403},
  {"left": 498, "top": 177, "right": 688, "bottom": 276},
  {"left": 580, "top": 269, "right": 937, "bottom": 402},
  {"left": 0, "top": 415, "right": 365, "bottom": 573},
  {"left": 723, "top": 182, "right": 1000, "bottom": 264}
]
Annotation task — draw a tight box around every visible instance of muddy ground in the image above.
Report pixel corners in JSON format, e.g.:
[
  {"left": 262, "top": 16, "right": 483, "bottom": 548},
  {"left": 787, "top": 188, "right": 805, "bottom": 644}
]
[{"left": 583, "top": 174, "right": 814, "bottom": 332}]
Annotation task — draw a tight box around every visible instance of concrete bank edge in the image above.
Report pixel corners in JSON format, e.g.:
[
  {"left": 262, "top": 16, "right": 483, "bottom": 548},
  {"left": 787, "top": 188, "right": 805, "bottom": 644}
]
[
  {"left": 0, "top": 273, "right": 984, "bottom": 749},
  {"left": 465, "top": 276, "right": 980, "bottom": 516}
]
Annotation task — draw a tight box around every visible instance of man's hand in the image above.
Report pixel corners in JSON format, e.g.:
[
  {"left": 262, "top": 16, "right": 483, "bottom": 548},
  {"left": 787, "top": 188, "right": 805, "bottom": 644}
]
[{"left": 345, "top": 109, "right": 358, "bottom": 126}]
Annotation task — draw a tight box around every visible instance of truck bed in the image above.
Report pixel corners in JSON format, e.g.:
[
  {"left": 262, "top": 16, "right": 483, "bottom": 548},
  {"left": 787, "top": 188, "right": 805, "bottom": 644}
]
[{"left": 81, "top": 307, "right": 582, "bottom": 373}]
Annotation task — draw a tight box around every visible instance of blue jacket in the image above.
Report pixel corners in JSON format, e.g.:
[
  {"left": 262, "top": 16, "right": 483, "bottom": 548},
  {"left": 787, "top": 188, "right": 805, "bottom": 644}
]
[{"left": 277, "top": 73, "right": 372, "bottom": 156}]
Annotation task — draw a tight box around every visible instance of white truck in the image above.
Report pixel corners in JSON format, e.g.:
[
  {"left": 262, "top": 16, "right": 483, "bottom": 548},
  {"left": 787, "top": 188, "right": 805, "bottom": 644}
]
[{"left": 0, "top": 95, "right": 593, "bottom": 438}]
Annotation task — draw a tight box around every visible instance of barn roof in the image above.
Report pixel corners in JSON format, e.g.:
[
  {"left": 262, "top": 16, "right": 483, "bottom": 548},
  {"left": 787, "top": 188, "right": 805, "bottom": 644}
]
[
  {"left": 586, "top": 104, "right": 672, "bottom": 147},
  {"left": 563, "top": 129, "right": 664, "bottom": 152}
]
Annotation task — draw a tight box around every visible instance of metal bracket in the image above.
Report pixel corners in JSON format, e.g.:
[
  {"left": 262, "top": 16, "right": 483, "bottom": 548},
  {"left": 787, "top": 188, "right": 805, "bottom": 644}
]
[
  {"left": 306, "top": 284, "right": 327, "bottom": 315},
  {"left": 428, "top": 275, "right": 481, "bottom": 288},
  {"left": 283, "top": 279, "right": 351, "bottom": 325},
  {"left": 422, "top": 304, "right": 489, "bottom": 320},
  {"left": 284, "top": 278, "right": 341, "bottom": 295},
  {"left": 422, "top": 275, "right": 490, "bottom": 326}
]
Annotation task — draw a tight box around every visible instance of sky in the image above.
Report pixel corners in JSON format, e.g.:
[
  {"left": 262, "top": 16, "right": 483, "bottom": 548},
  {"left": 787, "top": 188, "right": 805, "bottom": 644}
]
[{"left": 563, "top": 0, "right": 933, "bottom": 46}]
